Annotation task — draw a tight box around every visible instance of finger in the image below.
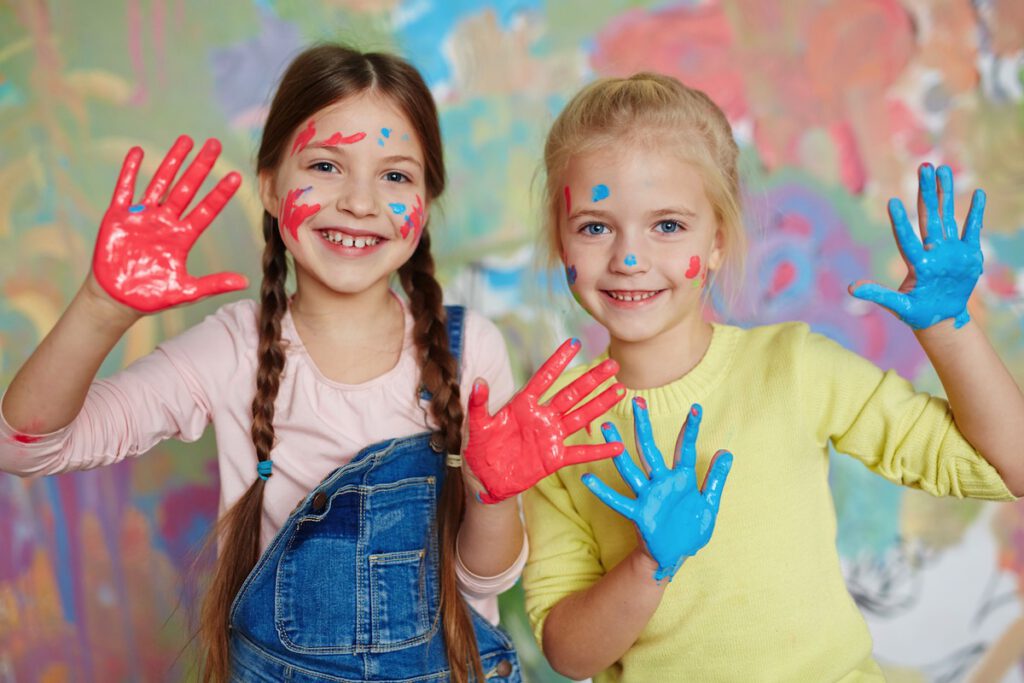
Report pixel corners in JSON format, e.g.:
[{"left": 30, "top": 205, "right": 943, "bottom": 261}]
[
  {"left": 561, "top": 383, "right": 626, "bottom": 435},
  {"left": 962, "top": 189, "right": 986, "bottom": 246},
  {"left": 164, "top": 138, "right": 223, "bottom": 216},
  {"left": 187, "top": 272, "right": 249, "bottom": 302},
  {"left": 183, "top": 172, "right": 242, "bottom": 236},
  {"left": 142, "top": 135, "right": 194, "bottom": 204},
  {"left": 673, "top": 404, "right": 702, "bottom": 470},
  {"left": 549, "top": 357, "right": 619, "bottom": 414},
  {"left": 523, "top": 338, "right": 581, "bottom": 398},
  {"left": 581, "top": 473, "right": 637, "bottom": 520},
  {"left": 917, "top": 163, "right": 942, "bottom": 246},
  {"left": 848, "top": 282, "right": 911, "bottom": 319},
  {"left": 112, "top": 147, "right": 144, "bottom": 209},
  {"left": 936, "top": 165, "right": 957, "bottom": 241},
  {"left": 632, "top": 397, "right": 667, "bottom": 476},
  {"left": 888, "top": 198, "right": 924, "bottom": 264},
  {"left": 700, "top": 450, "right": 734, "bottom": 510},
  {"left": 562, "top": 441, "right": 626, "bottom": 468},
  {"left": 600, "top": 422, "right": 646, "bottom": 493},
  {"left": 467, "top": 379, "right": 491, "bottom": 428}
]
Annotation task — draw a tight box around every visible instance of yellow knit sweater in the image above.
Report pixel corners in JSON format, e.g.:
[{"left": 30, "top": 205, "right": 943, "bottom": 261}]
[{"left": 524, "top": 322, "right": 1013, "bottom": 682}]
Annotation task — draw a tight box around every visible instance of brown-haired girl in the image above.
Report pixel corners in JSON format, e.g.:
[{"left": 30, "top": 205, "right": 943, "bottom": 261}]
[{"left": 0, "top": 44, "right": 623, "bottom": 682}]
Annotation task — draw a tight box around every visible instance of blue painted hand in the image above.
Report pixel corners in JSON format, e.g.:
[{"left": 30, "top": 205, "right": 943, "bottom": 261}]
[
  {"left": 849, "top": 164, "right": 985, "bottom": 329},
  {"left": 582, "top": 399, "right": 733, "bottom": 582}
]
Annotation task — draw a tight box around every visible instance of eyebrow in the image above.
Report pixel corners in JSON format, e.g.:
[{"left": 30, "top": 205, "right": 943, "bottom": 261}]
[{"left": 568, "top": 207, "right": 697, "bottom": 222}]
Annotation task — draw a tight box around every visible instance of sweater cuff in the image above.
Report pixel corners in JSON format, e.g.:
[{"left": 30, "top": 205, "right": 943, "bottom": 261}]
[
  {"left": 956, "top": 456, "right": 1017, "bottom": 501},
  {"left": 456, "top": 530, "right": 529, "bottom": 599},
  {"left": 0, "top": 389, "right": 71, "bottom": 447}
]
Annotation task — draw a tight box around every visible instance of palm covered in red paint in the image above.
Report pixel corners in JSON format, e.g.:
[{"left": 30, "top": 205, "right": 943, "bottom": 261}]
[
  {"left": 93, "top": 135, "right": 247, "bottom": 313},
  {"left": 464, "top": 339, "right": 626, "bottom": 504}
]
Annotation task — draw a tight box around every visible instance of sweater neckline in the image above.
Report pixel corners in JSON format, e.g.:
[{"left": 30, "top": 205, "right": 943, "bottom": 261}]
[{"left": 604, "top": 323, "right": 740, "bottom": 418}]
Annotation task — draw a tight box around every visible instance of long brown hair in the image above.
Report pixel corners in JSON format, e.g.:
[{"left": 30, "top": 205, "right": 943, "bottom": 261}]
[{"left": 198, "top": 44, "right": 482, "bottom": 682}]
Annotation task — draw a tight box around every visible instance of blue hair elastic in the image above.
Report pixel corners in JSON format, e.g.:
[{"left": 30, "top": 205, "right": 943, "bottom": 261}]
[{"left": 257, "top": 460, "right": 273, "bottom": 481}]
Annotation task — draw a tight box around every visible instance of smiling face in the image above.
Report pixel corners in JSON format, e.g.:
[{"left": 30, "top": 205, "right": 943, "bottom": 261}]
[
  {"left": 259, "top": 92, "right": 429, "bottom": 297},
  {"left": 559, "top": 143, "right": 723, "bottom": 347}
]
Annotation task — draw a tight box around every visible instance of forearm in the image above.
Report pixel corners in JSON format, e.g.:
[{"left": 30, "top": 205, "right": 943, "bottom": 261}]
[
  {"left": 3, "top": 276, "right": 140, "bottom": 434},
  {"left": 457, "top": 493, "right": 524, "bottom": 577},
  {"left": 541, "top": 547, "right": 667, "bottom": 679},
  {"left": 916, "top": 319, "right": 1024, "bottom": 494}
]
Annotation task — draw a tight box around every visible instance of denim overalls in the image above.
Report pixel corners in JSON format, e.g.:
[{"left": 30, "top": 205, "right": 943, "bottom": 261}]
[{"left": 228, "top": 306, "right": 522, "bottom": 682}]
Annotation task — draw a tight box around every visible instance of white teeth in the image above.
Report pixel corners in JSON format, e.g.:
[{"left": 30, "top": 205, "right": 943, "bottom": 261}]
[
  {"left": 320, "top": 230, "right": 379, "bottom": 248},
  {"left": 608, "top": 291, "right": 657, "bottom": 302}
]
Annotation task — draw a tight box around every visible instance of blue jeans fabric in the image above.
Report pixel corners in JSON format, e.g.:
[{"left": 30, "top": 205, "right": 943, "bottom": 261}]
[{"left": 227, "top": 306, "right": 521, "bottom": 681}]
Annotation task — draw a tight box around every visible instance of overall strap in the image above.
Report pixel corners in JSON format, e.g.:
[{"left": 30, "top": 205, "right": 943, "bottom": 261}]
[{"left": 418, "top": 304, "right": 466, "bottom": 401}]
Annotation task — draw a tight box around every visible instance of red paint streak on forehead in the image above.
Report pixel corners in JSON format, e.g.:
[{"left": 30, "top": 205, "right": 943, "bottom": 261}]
[
  {"left": 291, "top": 119, "right": 317, "bottom": 156},
  {"left": 564, "top": 186, "right": 572, "bottom": 215},
  {"left": 316, "top": 131, "right": 367, "bottom": 147}
]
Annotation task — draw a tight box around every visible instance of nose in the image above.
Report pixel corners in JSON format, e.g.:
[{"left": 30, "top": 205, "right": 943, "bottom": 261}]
[
  {"left": 336, "top": 176, "right": 379, "bottom": 219},
  {"left": 610, "top": 235, "right": 647, "bottom": 275}
]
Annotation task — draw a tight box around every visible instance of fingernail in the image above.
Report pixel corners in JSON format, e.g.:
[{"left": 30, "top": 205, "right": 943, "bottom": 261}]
[
  {"left": 691, "top": 404, "right": 701, "bottom": 417},
  {"left": 634, "top": 396, "right": 647, "bottom": 409},
  {"left": 601, "top": 422, "right": 614, "bottom": 433},
  {"left": 616, "top": 387, "right": 626, "bottom": 396},
  {"left": 570, "top": 337, "right": 580, "bottom": 347}
]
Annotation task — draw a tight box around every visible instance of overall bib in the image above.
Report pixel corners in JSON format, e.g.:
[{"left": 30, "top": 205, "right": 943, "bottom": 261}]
[{"left": 227, "top": 306, "right": 521, "bottom": 682}]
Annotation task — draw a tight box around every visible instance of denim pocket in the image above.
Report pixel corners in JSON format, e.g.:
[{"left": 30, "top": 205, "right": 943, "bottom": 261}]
[{"left": 369, "top": 549, "right": 429, "bottom": 645}]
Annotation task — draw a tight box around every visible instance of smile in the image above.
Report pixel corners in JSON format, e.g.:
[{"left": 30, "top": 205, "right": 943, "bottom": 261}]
[
  {"left": 603, "top": 290, "right": 663, "bottom": 303},
  {"left": 316, "top": 229, "right": 383, "bottom": 249}
]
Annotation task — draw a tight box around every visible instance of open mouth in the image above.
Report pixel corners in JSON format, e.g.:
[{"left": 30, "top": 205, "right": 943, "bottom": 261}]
[
  {"left": 316, "top": 229, "right": 385, "bottom": 249},
  {"left": 603, "top": 289, "right": 663, "bottom": 303}
]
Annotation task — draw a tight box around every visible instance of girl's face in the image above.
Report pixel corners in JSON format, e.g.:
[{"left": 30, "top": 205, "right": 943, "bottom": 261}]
[
  {"left": 259, "top": 93, "right": 429, "bottom": 297},
  {"left": 559, "top": 143, "right": 723, "bottom": 347}
]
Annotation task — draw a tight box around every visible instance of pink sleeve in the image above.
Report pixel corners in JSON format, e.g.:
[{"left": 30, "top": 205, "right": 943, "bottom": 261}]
[{"left": 0, "top": 302, "right": 250, "bottom": 477}]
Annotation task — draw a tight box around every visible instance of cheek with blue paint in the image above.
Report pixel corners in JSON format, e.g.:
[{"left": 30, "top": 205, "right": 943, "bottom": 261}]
[
  {"left": 389, "top": 203, "right": 406, "bottom": 215},
  {"left": 566, "top": 264, "right": 577, "bottom": 286},
  {"left": 592, "top": 183, "right": 610, "bottom": 202}
]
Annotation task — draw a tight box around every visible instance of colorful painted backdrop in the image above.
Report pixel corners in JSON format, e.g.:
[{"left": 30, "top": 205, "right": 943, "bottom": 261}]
[{"left": 1, "top": 1, "right": 1023, "bottom": 681}]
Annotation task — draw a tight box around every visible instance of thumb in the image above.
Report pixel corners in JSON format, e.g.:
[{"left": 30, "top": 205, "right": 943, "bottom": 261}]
[{"left": 468, "top": 378, "right": 490, "bottom": 422}]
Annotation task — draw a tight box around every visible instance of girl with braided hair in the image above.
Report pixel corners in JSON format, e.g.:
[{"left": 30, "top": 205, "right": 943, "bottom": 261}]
[{"left": 0, "top": 44, "right": 624, "bottom": 682}]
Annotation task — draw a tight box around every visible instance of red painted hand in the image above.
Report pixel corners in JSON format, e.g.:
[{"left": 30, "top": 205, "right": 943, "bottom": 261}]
[
  {"left": 92, "top": 135, "right": 248, "bottom": 313},
  {"left": 464, "top": 338, "right": 627, "bottom": 504}
]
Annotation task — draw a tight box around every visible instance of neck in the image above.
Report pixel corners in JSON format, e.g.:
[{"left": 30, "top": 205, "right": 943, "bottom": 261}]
[
  {"left": 608, "top": 316, "right": 714, "bottom": 390},
  {"left": 290, "top": 272, "right": 401, "bottom": 345}
]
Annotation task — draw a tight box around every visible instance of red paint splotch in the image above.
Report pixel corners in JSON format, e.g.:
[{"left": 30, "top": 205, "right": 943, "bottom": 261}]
[
  {"left": 316, "top": 131, "right": 367, "bottom": 147},
  {"left": 280, "top": 187, "right": 321, "bottom": 241},
  {"left": 12, "top": 433, "right": 43, "bottom": 444},
  {"left": 400, "top": 195, "right": 426, "bottom": 240},
  {"left": 291, "top": 119, "right": 317, "bottom": 156},
  {"left": 564, "top": 185, "right": 572, "bottom": 215},
  {"left": 685, "top": 255, "right": 702, "bottom": 279}
]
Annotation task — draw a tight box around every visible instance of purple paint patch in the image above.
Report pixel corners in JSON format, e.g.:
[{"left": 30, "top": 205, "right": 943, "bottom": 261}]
[{"left": 566, "top": 264, "right": 577, "bottom": 285}]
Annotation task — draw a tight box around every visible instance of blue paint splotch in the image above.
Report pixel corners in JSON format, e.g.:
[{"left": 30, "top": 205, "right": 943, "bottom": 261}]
[
  {"left": 592, "top": 183, "right": 610, "bottom": 202},
  {"left": 624, "top": 254, "right": 637, "bottom": 267},
  {"left": 381, "top": 128, "right": 392, "bottom": 138},
  {"left": 389, "top": 203, "right": 407, "bottom": 214},
  {"left": 566, "top": 264, "right": 577, "bottom": 285}
]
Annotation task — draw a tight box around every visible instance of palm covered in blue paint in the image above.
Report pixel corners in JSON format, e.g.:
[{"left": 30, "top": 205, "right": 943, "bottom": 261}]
[
  {"left": 582, "top": 399, "right": 733, "bottom": 582},
  {"left": 849, "top": 164, "right": 985, "bottom": 329}
]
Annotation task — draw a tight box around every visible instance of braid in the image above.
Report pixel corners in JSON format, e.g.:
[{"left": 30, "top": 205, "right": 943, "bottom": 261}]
[
  {"left": 199, "top": 212, "right": 289, "bottom": 682},
  {"left": 399, "top": 231, "right": 483, "bottom": 683}
]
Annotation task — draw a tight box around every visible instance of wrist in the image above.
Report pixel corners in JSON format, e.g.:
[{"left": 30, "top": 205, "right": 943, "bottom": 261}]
[
  {"left": 79, "top": 275, "right": 143, "bottom": 330},
  {"left": 628, "top": 545, "right": 671, "bottom": 589}
]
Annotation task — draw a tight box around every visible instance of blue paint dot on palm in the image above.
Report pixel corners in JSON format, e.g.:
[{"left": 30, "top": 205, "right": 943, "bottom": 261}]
[
  {"left": 625, "top": 254, "right": 637, "bottom": 267},
  {"left": 592, "top": 184, "right": 610, "bottom": 202},
  {"left": 128, "top": 204, "right": 145, "bottom": 213},
  {"left": 389, "top": 203, "right": 406, "bottom": 214}
]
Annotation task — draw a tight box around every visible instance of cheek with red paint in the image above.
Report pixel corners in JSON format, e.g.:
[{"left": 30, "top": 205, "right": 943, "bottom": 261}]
[
  {"left": 279, "top": 186, "right": 322, "bottom": 242},
  {"left": 399, "top": 195, "right": 425, "bottom": 241}
]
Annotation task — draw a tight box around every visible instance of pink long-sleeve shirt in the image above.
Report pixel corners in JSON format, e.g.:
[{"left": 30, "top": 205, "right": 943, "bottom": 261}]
[{"left": 0, "top": 296, "right": 525, "bottom": 623}]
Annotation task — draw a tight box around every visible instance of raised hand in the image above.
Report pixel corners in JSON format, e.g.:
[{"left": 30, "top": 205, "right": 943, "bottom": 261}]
[
  {"left": 583, "top": 399, "right": 732, "bottom": 582},
  {"left": 849, "top": 163, "right": 985, "bottom": 329},
  {"left": 92, "top": 135, "right": 248, "bottom": 313},
  {"left": 464, "top": 339, "right": 627, "bottom": 504}
]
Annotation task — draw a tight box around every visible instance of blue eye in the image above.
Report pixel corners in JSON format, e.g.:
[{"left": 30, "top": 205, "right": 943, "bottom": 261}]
[
  {"left": 581, "top": 223, "right": 610, "bottom": 235},
  {"left": 385, "top": 171, "right": 410, "bottom": 183},
  {"left": 655, "top": 220, "right": 683, "bottom": 233}
]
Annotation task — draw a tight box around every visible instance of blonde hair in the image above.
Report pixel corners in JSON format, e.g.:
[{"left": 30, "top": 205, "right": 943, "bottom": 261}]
[{"left": 541, "top": 72, "right": 746, "bottom": 303}]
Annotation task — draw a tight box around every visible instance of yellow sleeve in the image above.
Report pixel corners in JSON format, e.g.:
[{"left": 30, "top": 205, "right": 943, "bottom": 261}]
[
  {"left": 522, "top": 469, "right": 606, "bottom": 649},
  {"left": 798, "top": 327, "right": 1014, "bottom": 501}
]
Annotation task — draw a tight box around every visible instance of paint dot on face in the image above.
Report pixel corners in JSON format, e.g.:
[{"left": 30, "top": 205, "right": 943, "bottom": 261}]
[
  {"left": 381, "top": 128, "right": 391, "bottom": 138},
  {"left": 564, "top": 186, "right": 572, "bottom": 215},
  {"left": 566, "top": 264, "right": 577, "bottom": 285},
  {"left": 685, "top": 255, "right": 702, "bottom": 279},
  {"left": 128, "top": 204, "right": 145, "bottom": 213},
  {"left": 624, "top": 254, "right": 637, "bottom": 267},
  {"left": 401, "top": 133, "right": 410, "bottom": 141},
  {"left": 389, "top": 203, "right": 407, "bottom": 215},
  {"left": 591, "top": 184, "right": 610, "bottom": 202}
]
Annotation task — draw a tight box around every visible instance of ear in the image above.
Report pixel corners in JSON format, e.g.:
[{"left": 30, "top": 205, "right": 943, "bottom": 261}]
[
  {"left": 258, "top": 170, "right": 279, "bottom": 217},
  {"left": 708, "top": 228, "right": 725, "bottom": 272}
]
